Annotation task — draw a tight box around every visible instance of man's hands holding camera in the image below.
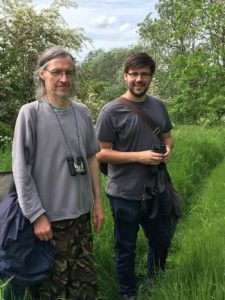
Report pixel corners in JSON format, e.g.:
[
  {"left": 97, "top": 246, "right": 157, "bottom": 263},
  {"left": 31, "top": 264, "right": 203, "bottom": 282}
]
[
  {"left": 137, "top": 144, "right": 172, "bottom": 165},
  {"left": 152, "top": 144, "right": 172, "bottom": 164}
]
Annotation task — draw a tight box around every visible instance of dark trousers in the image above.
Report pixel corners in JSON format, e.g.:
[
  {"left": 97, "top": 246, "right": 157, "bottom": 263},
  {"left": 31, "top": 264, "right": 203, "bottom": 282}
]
[{"left": 108, "top": 191, "right": 173, "bottom": 296}]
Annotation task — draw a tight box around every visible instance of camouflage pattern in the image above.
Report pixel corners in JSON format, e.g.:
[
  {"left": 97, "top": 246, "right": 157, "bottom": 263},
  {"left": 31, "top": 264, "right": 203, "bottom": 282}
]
[{"left": 38, "top": 213, "right": 98, "bottom": 300}]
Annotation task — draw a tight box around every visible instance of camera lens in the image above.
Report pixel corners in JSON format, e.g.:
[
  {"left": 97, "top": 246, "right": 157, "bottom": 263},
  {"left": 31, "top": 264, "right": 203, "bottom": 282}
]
[{"left": 152, "top": 145, "right": 160, "bottom": 153}]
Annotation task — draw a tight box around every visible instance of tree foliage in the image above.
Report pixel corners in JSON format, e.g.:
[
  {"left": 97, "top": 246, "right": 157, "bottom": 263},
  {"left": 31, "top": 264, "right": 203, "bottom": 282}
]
[
  {"left": 138, "top": 0, "right": 225, "bottom": 125},
  {"left": 76, "top": 48, "right": 131, "bottom": 122},
  {"left": 0, "top": 0, "right": 89, "bottom": 127},
  {"left": 1, "top": 0, "right": 224, "bottom": 128}
]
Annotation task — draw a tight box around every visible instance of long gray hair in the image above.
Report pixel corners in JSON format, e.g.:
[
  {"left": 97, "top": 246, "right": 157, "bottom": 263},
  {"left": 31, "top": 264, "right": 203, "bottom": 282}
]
[{"left": 35, "top": 45, "right": 76, "bottom": 99}]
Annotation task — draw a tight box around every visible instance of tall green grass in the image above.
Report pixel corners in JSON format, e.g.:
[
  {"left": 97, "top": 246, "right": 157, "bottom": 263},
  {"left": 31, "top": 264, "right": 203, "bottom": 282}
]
[
  {"left": 146, "top": 159, "right": 225, "bottom": 300},
  {"left": 1, "top": 125, "right": 225, "bottom": 299},
  {"left": 94, "top": 125, "right": 225, "bottom": 300},
  {"left": 0, "top": 144, "right": 12, "bottom": 171},
  {"left": 168, "top": 125, "right": 225, "bottom": 204}
]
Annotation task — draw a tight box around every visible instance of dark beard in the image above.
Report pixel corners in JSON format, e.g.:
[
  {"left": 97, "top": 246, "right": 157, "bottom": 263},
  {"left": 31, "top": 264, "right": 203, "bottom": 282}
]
[{"left": 128, "top": 86, "right": 148, "bottom": 98}]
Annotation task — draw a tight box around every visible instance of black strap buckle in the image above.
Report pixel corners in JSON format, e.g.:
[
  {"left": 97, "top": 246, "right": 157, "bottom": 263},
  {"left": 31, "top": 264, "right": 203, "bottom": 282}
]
[{"left": 153, "top": 127, "right": 161, "bottom": 135}]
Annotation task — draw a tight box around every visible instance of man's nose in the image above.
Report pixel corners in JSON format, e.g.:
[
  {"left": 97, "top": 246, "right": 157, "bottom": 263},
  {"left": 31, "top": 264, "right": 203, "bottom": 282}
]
[
  {"left": 136, "top": 74, "right": 143, "bottom": 80},
  {"left": 59, "top": 73, "right": 68, "bottom": 81}
]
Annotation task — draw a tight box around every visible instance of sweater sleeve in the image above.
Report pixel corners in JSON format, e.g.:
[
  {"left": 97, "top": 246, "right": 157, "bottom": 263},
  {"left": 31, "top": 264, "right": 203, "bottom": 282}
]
[{"left": 12, "top": 103, "right": 46, "bottom": 223}]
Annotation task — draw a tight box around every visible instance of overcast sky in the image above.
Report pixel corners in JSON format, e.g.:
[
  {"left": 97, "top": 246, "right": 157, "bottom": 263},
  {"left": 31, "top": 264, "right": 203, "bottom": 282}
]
[{"left": 35, "top": 0, "right": 159, "bottom": 60}]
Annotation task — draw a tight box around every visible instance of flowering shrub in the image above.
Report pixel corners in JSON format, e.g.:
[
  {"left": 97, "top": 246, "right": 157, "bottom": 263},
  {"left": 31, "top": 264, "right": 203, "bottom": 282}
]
[{"left": 0, "top": 135, "right": 12, "bottom": 150}]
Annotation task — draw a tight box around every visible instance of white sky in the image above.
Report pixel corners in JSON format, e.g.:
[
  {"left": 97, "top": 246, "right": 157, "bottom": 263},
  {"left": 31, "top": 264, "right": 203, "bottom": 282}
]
[{"left": 34, "top": 0, "right": 159, "bottom": 61}]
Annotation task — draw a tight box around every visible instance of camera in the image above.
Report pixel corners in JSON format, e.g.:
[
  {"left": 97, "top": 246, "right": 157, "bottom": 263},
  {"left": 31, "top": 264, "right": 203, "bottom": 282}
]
[
  {"left": 67, "top": 156, "right": 87, "bottom": 176},
  {"left": 151, "top": 144, "right": 166, "bottom": 172},
  {"left": 152, "top": 144, "right": 166, "bottom": 154}
]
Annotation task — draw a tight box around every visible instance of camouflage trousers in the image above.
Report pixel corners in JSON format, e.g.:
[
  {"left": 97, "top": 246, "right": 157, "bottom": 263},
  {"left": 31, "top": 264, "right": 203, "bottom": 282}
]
[{"left": 38, "top": 213, "right": 98, "bottom": 300}]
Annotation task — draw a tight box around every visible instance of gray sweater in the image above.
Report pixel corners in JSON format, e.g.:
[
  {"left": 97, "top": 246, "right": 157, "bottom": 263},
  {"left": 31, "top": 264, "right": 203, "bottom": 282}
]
[{"left": 13, "top": 100, "right": 100, "bottom": 223}]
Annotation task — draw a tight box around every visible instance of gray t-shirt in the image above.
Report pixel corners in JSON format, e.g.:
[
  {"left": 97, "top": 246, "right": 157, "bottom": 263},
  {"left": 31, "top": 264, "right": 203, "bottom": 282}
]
[
  {"left": 96, "top": 96, "right": 173, "bottom": 200},
  {"left": 13, "top": 100, "right": 100, "bottom": 223}
]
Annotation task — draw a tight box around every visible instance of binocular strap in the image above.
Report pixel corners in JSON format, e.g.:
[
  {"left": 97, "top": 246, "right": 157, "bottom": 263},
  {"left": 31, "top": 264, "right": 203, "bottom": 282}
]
[{"left": 141, "top": 191, "right": 159, "bottom": 219}]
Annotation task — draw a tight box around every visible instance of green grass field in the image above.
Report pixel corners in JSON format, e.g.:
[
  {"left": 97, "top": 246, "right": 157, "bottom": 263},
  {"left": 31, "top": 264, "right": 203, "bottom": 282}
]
[
  {"left": 94, "top": 125, "right": 225, "bottom": 300},
  {"left": 1, "top": 125, "right": 225, "bottom": 299}
]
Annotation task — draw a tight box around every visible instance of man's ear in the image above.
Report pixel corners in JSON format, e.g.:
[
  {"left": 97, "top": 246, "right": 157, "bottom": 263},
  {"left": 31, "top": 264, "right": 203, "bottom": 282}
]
[{"left": 38, "top": 69, "right": 45, "bottom": 80}]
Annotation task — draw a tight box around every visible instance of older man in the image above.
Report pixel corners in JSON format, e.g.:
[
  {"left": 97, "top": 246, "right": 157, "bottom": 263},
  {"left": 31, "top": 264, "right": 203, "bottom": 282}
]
[{"left": 13, "top": 45, "right": 104, "bottom": 300}]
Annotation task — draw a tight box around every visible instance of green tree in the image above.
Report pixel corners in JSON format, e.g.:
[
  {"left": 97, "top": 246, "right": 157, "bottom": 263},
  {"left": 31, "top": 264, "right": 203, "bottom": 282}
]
[
  {"left": 0, "top": 0, "right": 89, "bottom": 127},
  {"left": 77, "top": 48, "right": 130, "bottom": 121},
  {"left": 138, "top": 0, "right": 225, "bottom": 125}
]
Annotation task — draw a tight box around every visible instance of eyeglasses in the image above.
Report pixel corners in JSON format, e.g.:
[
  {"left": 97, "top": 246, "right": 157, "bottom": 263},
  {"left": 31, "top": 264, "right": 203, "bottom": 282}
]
[
  {"left": 45, "top": 69, "right": 75, "bottom": 78},
  {"left": 127, "top": 72, "right": 152, "bottom": 79}
]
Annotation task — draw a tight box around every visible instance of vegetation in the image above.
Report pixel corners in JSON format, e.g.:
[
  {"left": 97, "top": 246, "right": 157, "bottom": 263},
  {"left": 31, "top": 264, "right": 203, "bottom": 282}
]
[
  {"left": 138, "top": 0, "right": 225, "bottom": 125},
  {"left": 0, "top": 0, "right": 225, "bottom": 298},
  {"left": 1, "top": 0, "right": 224, "bottom": 128},
  {"left": 0, "top": 0, "right": 89, "bottom": 127},
  {"left": 1, "top": 125, "right": 225, "bottom": 299},
  {"left": 94, "top": 125, "right": 225, "bottom": 300},
  {"left": 76, "top": 48, "right": 128, "bottom": 123},
  {"left": 0, "top": 122, "right": 12, "bottom": 171},
  {"left": 77, "top": 0, "right": 225, "bottom": 123}
]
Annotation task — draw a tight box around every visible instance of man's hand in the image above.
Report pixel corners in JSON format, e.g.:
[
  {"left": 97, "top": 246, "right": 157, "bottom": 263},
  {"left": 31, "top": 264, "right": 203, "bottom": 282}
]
[
  {"left": 162, "top": 146, "right": 172, "bottom": 164},
  {"left": 137, "top": 150, "right": 164, "bottom": 165},
  {"left": 161, "top": 131, "right": 173, "bottom": 164},
  {"left": 92, "top": 198, "right": 105, "bottom": 232},
  {"left": 33, "top": 213, "right": 53, "bottom": 241}
]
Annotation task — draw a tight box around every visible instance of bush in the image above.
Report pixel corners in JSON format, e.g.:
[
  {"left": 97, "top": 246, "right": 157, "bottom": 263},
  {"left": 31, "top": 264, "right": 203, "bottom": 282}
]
[
  {"left": 0, "top": 121, "right": 13, "bottom": 150},
  {"left": 0, "top": 121, "right": 13, "bottom": 137}
]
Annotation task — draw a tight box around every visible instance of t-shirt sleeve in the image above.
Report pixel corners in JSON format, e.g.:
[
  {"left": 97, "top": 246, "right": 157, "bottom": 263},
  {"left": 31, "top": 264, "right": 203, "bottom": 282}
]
[
  {"left": 160, "top": 101, "right": 173, "bottom": 133},
  {"left": 96, "top": 107, "right": 117, "bottom": 143}
]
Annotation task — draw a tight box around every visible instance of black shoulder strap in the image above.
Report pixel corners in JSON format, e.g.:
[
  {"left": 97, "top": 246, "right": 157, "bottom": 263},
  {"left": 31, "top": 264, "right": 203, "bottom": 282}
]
[{"left": 118, "top": 96, "right": 163, "bottom": 139}]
